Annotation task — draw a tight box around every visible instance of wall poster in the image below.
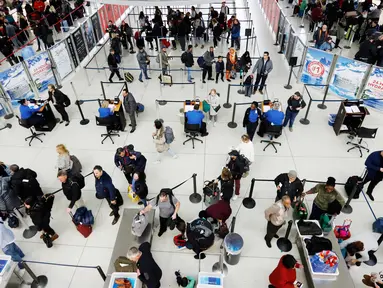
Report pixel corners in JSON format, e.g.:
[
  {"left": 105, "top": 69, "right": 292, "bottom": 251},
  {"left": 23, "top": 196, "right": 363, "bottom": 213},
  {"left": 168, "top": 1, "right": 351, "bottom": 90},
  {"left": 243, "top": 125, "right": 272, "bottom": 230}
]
[
  {"left": 82, "top": 19, "right": 96, "bottom": 52},
  {"left": 91, "top": 12, "right": 102, "bottom": 42},
  {"left": 300, "top": 47, "right": 334, "bottom": 86},
  {"left": 50, "top": 41, "right": 73, "bottom": 80},
  {"left": 25, "top": 52, "right": 56, "bottom": 94},
  {"left": 73, "top": 28, "right": 87, "bottom": 63},
  {"left": 361, "top": 66, "right": 383, "bottom": 110}
]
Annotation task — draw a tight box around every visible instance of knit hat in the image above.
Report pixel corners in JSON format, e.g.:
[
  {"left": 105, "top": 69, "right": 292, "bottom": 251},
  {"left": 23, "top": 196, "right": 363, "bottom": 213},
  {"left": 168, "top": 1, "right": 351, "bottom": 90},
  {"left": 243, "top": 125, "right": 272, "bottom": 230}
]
[{"left": 326, "top": 177, "right": 336, "bottom": 187}]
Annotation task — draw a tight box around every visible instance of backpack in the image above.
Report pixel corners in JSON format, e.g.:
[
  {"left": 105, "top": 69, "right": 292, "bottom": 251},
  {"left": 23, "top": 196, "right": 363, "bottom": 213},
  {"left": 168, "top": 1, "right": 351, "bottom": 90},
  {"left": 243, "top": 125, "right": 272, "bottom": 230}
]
[
  {"left": 305, "top": 235, "right": 332, "bottom": 255},
  {"left": 197, "top": 56, "right": 205, "bottom": 68},
  {"left": 7, "top": 215, "right": 19, "bottom": 228},
  {"left": 136, "top": 103, "right": 144, "bottom": 113},
  {"left": 164, "top": 126, "right": 175, "bottom": 144},
  {"left": 70, "top": 155, "right": 82, "bottom": 174},
  {"left": 173, "top": 234, "right": 186, "bottom": 248},
  {"left": 70, "top": 173, "right": 85, "bottom": 189},
  {"left": 73, "top": 207, "right": 94, "bottom": 225},
  {"left": 131, "top": 213, "right": 148, "bottom": 237},
  {"left": 188, "top": 218, "right": 213, "bottom": 241},
  {"left": 181, "top": 52, "right": 187, "bottom": 64},
  {"left": 238, "top": 154, "right": 250, "bottom": 173},
  {"left": 373, "top": 217, "right": 383, "bottom": 233}
]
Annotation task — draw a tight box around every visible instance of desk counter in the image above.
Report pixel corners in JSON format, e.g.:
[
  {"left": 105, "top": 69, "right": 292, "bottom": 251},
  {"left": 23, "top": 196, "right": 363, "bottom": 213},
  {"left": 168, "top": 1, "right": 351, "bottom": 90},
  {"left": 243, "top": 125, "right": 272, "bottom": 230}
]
[{"left": 296, "top": 231, "right": 355, "bottom": 288}]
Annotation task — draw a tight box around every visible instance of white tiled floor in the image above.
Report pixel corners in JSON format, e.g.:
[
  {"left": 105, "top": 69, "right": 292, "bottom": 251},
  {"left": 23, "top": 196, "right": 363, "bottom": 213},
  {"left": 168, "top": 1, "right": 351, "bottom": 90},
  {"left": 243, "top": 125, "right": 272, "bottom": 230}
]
[{"left": 1, "top": 0, "right": 383, "bottom": 287}]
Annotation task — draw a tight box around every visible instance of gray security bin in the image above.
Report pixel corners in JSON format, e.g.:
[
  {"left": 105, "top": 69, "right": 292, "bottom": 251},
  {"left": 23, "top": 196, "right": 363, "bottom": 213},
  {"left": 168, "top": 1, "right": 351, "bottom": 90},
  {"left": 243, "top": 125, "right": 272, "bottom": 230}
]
[{"left": 224, "top": 232, "right": 244, "bottom": 265}]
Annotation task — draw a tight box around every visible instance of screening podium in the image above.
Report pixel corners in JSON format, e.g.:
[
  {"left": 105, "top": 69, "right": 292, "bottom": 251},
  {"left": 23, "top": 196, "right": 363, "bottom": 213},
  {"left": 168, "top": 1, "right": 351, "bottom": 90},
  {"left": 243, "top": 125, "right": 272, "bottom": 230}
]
[
  {"left": 333, "top": 100, "right": 369, "bottom": 136},
  {"left": 34, "top": 102, "right": 57, "bottom": 132}
]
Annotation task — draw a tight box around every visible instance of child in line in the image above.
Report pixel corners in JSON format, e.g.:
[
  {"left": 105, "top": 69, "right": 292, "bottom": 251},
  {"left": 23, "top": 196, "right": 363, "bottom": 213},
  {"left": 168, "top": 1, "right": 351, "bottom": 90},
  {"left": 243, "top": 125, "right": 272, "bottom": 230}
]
[{"left": 215, "top": 56, "right": 225, "bottom": 83}]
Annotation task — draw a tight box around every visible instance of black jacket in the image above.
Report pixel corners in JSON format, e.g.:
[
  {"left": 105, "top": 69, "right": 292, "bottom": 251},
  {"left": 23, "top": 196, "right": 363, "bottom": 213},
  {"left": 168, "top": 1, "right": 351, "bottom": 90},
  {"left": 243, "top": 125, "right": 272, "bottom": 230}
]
[
  {"left": 355, "top": 40, "right": 377, "bottom": 64},
  {"left": 287, "top": 96, "right": 306, "bottom": 113},
  {"left": 11, "top": 168, "right": 43, "bottom": 201},
  {"left": 62, "top": 179, "right": 82, "bottom": 209},
  {"left": 27, "top": 196, "right": 54, "bottom": 230},
  {"left": 213, "top": 24, "right": 222, "bottom": 38},
  {"left": 217, "top": 176, "right": 234, "bottom": 200},
  {"left": 107, "top": 53, "right": 118, "bottom": 68},
  {"left": 137, "top": 242, "right": 162, "bottom": 287},
  {"left": 274, "top": 173, "right": 303, "bottom": 200},
  {"left": 135, "top": 179, "right": 148, "bottom": 200},
  {"left": 185, "top": 51, "right": 194, "bottom": 67},
  {"left": 48, "top": 89, "right": 70, "bottom": 107},
  {"left": 243, "top": 107, "right": 261, "bottom": 127},
  {"left": 227, "top": 158, "right": 244, "bottom": 179},
  {"left": 111, "top": 37, "right": 121, "bottom": 55},
  {"left": 177, "top": 20, "right": 188, "bottom": 37}
]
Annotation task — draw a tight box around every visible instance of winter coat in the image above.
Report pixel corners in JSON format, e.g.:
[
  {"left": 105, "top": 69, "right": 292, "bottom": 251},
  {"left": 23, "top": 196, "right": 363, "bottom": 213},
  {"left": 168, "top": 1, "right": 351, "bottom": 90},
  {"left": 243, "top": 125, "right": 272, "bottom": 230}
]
[
  {"left": 27, "top": 196, "right": 54, "bottom": 231},
  {"left": 226, "top": 51, "right": 238, "bottom": 71},
  {"left": 10, "top": 168, "right": 43, "bottom": 201},
  {"left": 0, "top": 176, "right": 21, "bottom": 212},
  {"left": 157, "top": 51, "right": 169, "bottom": 69},
  {"left": 217, "top": 177, "right": 234, "bottom": 200},
  {"left": 264, "top": 200, "right": 288, "bottom": 226},
  {"left": 215, "top": 61, "right": 225, "bottom": 73},
  {"left": 206, "top": 199, "right": 232, "bottom": 223},
  {"left": 231, "top": 23, "right": 240, "bottom": 39},
  {"left": 123, "top": 92, "right": 137, "bottom": 115},
  {"left": 252, "top": 57, "right": 273, "bottom": 75},
  {"left": 62, "top": 178, "right": 82, "bottom": 209},
  {"left": 207, "top": 94, "right": 220, "bottom": 116},
  {"left": 355, "top": 40, "right": 377, "bottom": 64},
  {"left": 287, "top": 96, "right": 306, "bottom": 113},
  {"left": 111, "top": 37, "right": 121, "bottom": 55},
  {"left": 365, "top": 151, "right": 383, "bottom": 179},
  {"left": 137, "top": 50, "right": 149, "bottom": 66},
  {"left": 95, "top": 171, "right": 116, "bottom": 200},
  {"left": 153, "top": 128, "right": 169, "bottom": 153},
  {"left": 114, "top": 150, "right": 147, "bottom": 172},
  {"left": 185, "top": 51, "right": 194, "bottom": 68},
  {"left": 226, "top": 158, "right": 244, "bottom": 179},
  {"left": 134, "top": 179, "right": 148, "bottom": 200},
  {"left": 239, "top": 51, "right": 252, "bottom": 72},
  {"left": 274, "top": 173, "right": 303, "bottom": 201},
  {"left": 48, "top": 89, "right": 70, "bottom": 107},
  {"left": 203, "top": 51, "right": 215, "bottom": 67},
  {"left": 269, "top": 255, "right": 297, "bottom": 288},
  {"left": 107, "top": 54, "right": 118, "bottom": 68}
]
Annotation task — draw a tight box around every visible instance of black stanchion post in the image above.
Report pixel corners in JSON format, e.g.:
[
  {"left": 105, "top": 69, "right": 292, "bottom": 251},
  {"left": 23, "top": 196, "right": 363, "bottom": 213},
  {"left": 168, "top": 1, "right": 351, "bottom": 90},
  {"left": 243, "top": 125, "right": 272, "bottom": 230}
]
[
  {"left": 223, "top": 84, "right": 232, "bottom": 108},
  {"left": 284, "top": 66, "right": 293, "bottom": 89},
  {"left": 76, "top": 100, "right": 90, "bottom": 125},
  {"left": 243, "top": 178, "right": 256, "bottom": 209},
  {"left": 342, "top": 183, "right": 357, "bottom": 214},
  {"left": 238, "top": 76, "right": 245, "bottom": 94},
  {"left": 227, "top": 103, "right": 237, "bottom": 128},
  {"left": 299, "top": 97, "right": 312, "bottom": 125},
  {"left": 0, "top": 123, "right": 12, "bottom": 131},
  {"left": 230, "top": 216, "right": 236, "bottom": 233},
  {"left": 22, "top": 261, "right": 48, "bottom": 288},
  {"left": 189, "top": 173, "right": 202, "bottom": 203},
  {"left": 277, "top": 220, "right": 293, "bottom": 252},
  {"left": 96, "top": 265, "right": 107, "bottom": 281},
  {"left": 317, "top": 85, "right": 329, "bottom": 109}
]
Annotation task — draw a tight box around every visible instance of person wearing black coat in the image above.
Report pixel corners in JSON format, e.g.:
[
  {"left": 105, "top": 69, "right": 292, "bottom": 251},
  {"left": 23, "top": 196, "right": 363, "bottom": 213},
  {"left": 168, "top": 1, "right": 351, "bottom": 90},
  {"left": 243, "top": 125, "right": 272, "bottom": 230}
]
[
  {"left": 355, "top": 38, "right": 377, "bottom": 64},
  {"left": 0, "top": 36, "right": 19, "bottom": 66},
  {"left": 178, "top": 18, "right": 188, "bottom": 51},
  {"left": 152, "top": 21, "right": 161, "bottom": 51},
  {"left": 120, "top": 21, "right": 134, "bottom": 52},
  {"left": 107, "top": 49, "right": 123, "bottom": 82},
  {"left": 132, "top": 172, "right": 148, "bottom": 206},
  {"left": 243, "top": 101, "right": 262, "bottom": 141},
  {"left": 282, "top": 91, "right": 306, "bottom": 132},
  {"left": 274, "top": 170, "right": 303, "bottom": 202},
  {"left": 226, "top": 150, "right": 244, "bottom": 200},
  {"left": 127, "top": 242, "right": 162, "bottom": 288},
  {"left": 215, "top": 167, "right": 234, "bottom": 200},
  {"left": 57, "top": 170, "right": 84, "bottom": 213},
  {"left": 48, "top": 84, "right": 70, "bottom": 125},
  {"left": 25, "top": 195, "right": 58, "bottom": 242},
  {"left": 9, "top": 165, "right": 43, "bottom": 202}
]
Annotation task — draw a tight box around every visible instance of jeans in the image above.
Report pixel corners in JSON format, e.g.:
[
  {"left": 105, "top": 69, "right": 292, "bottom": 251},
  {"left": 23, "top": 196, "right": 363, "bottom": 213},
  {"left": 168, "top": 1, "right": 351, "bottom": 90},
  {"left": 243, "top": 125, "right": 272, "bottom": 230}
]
[
  {"left": 141, "top": 198, "right": 147, "bottom": 207},
  {"left": 283, "top": 109, "right": 298, "bottom": 128},
  {"left": 3, "top": 243, "right": 25, "bottom": 269},
  {"left": 231, "top": 38, "right": 240, "bottom": 49},
  {"left": 186, "top": 66, "right": 192, "bottom": 82},
  {"left": 245, "top": 85, "right": 252, "bottom": 97},
  {"left": 156, "top": 148, "right": 176, "bottom": 161},
  {"left": 139, "top": 65, "right": 149, "bottom": 80}
]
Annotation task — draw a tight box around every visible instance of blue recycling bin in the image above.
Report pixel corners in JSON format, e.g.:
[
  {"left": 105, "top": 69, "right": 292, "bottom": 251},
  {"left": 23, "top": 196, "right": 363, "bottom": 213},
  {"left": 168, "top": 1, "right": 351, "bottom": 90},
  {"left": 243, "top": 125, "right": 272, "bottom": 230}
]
[{"left": 223, "top": 233, "right": 244, "bottom": 265}]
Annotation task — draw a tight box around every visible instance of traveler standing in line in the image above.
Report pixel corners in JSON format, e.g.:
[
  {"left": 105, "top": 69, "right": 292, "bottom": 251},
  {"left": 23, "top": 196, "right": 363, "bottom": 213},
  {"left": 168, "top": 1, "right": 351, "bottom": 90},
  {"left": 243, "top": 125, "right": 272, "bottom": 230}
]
[
  {"left": 48, "top": 84, "right": 71, "bottom": 126},
  {"left": 0, "top": 221, "right": 25, "bottom": 269},
  {"left": 184, "top": 45, "right": 194, "bottom": 83},
  {"left": 242, "top": 101, "right": 261, "bottom": 141},
  {"left": 127, "top": 242, "right": 162, "bottom": 288},
  {"left": 231, "top": 19, "right": 241, "bottom": 50},
  {"left": 114, "top": 145, "right": 147, "bottom": 184},
  {"left": 363, "top": 151, "right": 383, "bottom": 201},
  {"left": 107, "top": 49, "right": 123, "bottom": 83},
  {"left": 283, "top": 92, "right": 306, "bottom": 132},
  {"left": 55, "top": 144, "right": 73, "bottom": 174},
  {"left": 156, "top": 45, "right": 170, "bottom": 76},
  {"left": 264, "top": 195, "right": 291, "bottom": 248},
  {"left": 226, "top": 15, "right": 235, "bottom": 44},
  {"left": 131, "top": 171, "right": 148, "bottom": 206},
  {"left": 9, "top": 165, "right": 43, "bottom": 202},
  {"left": 212, "top": 19, "right": 222, "bottom": 48},
  {"left": 178, "top": 15, "right": 188, "bottom": 51},
  {"left": 111, "top": 33, "right": 122, "bottom": 63},
  {"left": 93, "top": 165, "right": 123, "bottom": 225},
  {"left": 152, "top": 119, "right": 178, "bottom": 164},
  {"left": 137, "top": 46, "right": 151, "bottom": 83},
  {"left": 235, "top": 134, "right": 254, "bottom": 167},
  {"left": 120, "top": 20, "right": 135, "bottom": 53},
  {"left": 221, "top": 1, "right": 230, "bottom": 19},
  {"left": 24, "top": 195, "right": 59, "bottom": 242},
  {"left": 226, "top": 150, "right": 244, "bottom": 201},
  {"left": 215, "top": 56, "right": 225, "bottom": 83},
  {"left": 206, "top": 88, "right": 220, "bottom": 127},
  {"left": 252, "top": 52, "right": 273, "bottom": 95},
  {"left": 202, "top": 46, "right": 215, "bottom": 83},
  {"left": 274, "top": 170, "right": 303, "bottom": 203},
  {"left": 122, "top": 89, "right": 137, "bottom": 133},
  {"left": 57, "top": 170, "right": 85, "bottom": 213},
  {"left": 215, "top": 167, "right": 234, "bottom": 200}
]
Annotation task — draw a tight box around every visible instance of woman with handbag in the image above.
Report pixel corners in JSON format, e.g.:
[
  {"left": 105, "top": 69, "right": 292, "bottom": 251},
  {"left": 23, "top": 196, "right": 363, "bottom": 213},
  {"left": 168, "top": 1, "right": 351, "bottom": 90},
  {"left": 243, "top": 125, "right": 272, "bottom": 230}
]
[
  {"left": 48, "top": 84, "right": 71, "bottom": 126},
  {"left": 206, "top": 89, "right": 220, "bottom": 127}
]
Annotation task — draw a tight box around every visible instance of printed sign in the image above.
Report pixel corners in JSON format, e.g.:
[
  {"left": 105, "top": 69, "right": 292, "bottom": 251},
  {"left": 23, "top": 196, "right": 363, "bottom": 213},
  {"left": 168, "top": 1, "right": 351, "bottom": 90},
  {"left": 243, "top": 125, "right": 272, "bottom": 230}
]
[
  {"left": 82, "top": 19, "right": 96, "bottom": 52},
  {"left": 91, "top": 12, "right": 102, "bottom": 42},
  {"left": 0, "top": 63, "right": 34, "bottom": 104},
  {"left": 300, "top": 47, "right": 334, "bottom": 85},
  {"left": 25, "top": 52, "right": 56, "bottom": 94},
  {"left": 73, "top": 28, "right": 87, "bottom": 63},
  {"left": 361, "top": 66, "right": 383, "bottom": 110},
  {"left": 66, "top": 36, "right": 78, "bottom": 68},
  {"left": 329, "top": 56, "right": 370, "bottom": 99},
  {"left": 50, "top": 41, "right": 73, "bottom": 80},
  {"left": 98, "top": 5, "right": 108, "bottom": 35},
  {"left": 292, "top": 37, "right": 305, "bottom": 67}
]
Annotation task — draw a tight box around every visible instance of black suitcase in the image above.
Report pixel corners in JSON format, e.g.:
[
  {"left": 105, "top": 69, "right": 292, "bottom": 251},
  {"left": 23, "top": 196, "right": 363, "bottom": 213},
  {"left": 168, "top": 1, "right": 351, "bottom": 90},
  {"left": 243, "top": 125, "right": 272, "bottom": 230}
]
[
  {"left": 124, "top": 72, "right": 134, "bottom": 83},
  {"left": 345, "top": 176, "right": 363, "bottom": 199}
]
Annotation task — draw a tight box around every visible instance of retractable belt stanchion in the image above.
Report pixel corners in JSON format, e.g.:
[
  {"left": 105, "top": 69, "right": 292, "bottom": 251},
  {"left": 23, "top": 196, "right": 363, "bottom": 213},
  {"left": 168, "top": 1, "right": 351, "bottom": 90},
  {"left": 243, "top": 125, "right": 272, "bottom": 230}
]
[
  {"left": 13, "top": 207, "right": 38, "bottom": 239},
  {"left": 364, "top": 234, "right": 383, "bottom": 266},
  {"left": 21, "top": 261, "right": 48, "bottom": 288},
  {"left": 96, "top": 265, "right": 107, "bottom": 281},
  {"left": 277, "top": 220, "right": 293, "bottom": 252},
  {"left": 227, "top": 103, "right": 237, "bottom": 128},
  {"left": 189, "top": 173, "right": 202, "bottom": 204},
  {"left": 317, "top": 85, "right": 330, "bottom": 110},
  {"left": 223, "top": 84, "right": 232, "bottom": 108},
  {"left": 242, "top": 178, "right": 256, "bottom": 209},
  {"left": 70, "top": 82, "right": 89, "bottom": 125},
  {"left": 342, "top": 176, "right": 358, "bottom": 214},
  {"left": 284, "top": 65, "right": 294, "bottom": 90}
]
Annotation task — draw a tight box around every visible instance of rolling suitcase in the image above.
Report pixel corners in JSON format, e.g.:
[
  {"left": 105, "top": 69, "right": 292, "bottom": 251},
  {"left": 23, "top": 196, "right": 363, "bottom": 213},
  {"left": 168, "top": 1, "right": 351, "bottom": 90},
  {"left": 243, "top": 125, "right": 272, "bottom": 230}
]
[
  {"left": 70, "top": 212, "right": 92, "bottom": 238},
  {"left": 162, "top": 74, "right": 172, "bottom": 86},
  {"left": 124, "top": 72, "right": 134, "bottom": 83}
]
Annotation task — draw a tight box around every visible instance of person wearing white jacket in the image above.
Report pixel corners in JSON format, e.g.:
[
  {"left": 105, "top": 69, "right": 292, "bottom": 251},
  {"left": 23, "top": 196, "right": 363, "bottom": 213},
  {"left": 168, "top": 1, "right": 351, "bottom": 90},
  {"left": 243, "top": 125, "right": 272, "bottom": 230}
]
[
  {"left": 235, "top": 134, "right": 254, "bottom": 164},
  {"left": 207, "top": 89, "right": 220, "bottom": 127}
]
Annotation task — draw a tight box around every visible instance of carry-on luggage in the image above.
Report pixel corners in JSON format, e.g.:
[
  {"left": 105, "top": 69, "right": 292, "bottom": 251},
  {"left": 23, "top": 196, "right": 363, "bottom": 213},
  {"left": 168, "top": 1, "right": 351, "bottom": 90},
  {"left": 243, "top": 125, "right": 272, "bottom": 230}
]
[
  {"left": 344, "top": 175, "right": 363, "bottom": 199},
  {"left": 131, "top": 213, "right": 148, "bottom": 237},
  {"left": 70, "top": 154, "right": 82, "bottom": 174},
  {"left": 161, "top": 74, "right": 173, "bottom": 86},
  {"left": 203, "top": 180, "right": 220, "bottom": 207},
  {"left": 70, "top": 212, "right": 92, "bottom": 238},
  {"left": 124, "top": 72, "right": 134, "bottom": 83},
  {"left": 334, "top": 219, "right": 351, "bottom": 240},
  {"left": 127, "top": 185, "right": 139, "bottom": 204}
]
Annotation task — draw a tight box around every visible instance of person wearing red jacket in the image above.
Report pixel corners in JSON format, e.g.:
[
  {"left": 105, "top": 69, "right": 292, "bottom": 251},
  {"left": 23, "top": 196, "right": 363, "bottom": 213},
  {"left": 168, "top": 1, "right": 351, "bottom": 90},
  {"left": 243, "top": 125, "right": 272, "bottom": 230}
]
[
  {"left": 199, "top": 198, "right": 232, "bottom": 224},
  {"left": 269, "top": 254, "right": 302, "bottom": 288},
  {"left": 226, "top": 15, "right": 235, "bottom": 43},
  {"left": 309, "top": 4, "right": 323, "bottom": 32}
]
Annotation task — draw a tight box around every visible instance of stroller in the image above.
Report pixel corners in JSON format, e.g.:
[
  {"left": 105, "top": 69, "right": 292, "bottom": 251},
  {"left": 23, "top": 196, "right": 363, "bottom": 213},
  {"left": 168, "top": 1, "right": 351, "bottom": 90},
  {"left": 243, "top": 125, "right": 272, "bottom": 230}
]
[{"left": 203, "top": 180, "right": 220, "bottom": 207}]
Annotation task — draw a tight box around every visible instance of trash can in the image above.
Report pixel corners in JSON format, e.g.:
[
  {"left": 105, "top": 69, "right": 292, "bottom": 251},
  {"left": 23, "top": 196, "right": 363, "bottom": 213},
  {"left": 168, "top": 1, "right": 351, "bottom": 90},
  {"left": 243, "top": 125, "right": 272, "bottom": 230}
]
[
  {"left": 223, "top": 233, "right": 244, "bottom": 265},
  {"left": 178, "top": 108, "right": 185, "bottom": 126},
  {"left": 328, "top": 114, "right": 336, "bottom": 126}
]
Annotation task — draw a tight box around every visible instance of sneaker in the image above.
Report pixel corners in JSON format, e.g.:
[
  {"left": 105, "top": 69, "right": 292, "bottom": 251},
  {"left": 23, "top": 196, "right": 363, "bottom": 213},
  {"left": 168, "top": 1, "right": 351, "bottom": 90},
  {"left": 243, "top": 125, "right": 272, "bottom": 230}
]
[
  {"left": 146, "top": 77, "right": 152, "bottom": 80},
  {"left": 129, "top": 124, "right": 132, "bottom": 127},
  {"left": 289, "top": 127, "right": 293, "bottom": 132},
  {"left": 118, "top": 78, "right": 123, "bottom": 81},
  {"left": 259, "top": 90, "right": 264, "bottom": 95},
  {"left": 65, "top": 121, "right": 70, "bottom": 126},
  {"left": 232, "top": 195, "right": 238, "bottom": 201},
  {"left": 112, "top": 215, "right": 120, "bottom": 225},
  {"left": 109, "top": 211, "right": 114, "bottom": 217},
  {"left": 173, "top": 154, "right": 178, "bottom": 159},
  {"left": 208, "top": 78, "right": 214, "bottom": 81},
  {"left": 194, "top": 253, "right": 206, "bottom": 260},
  {"left": 153, "top": 160, "right": 161, "bottom": 164},
  {"left": 51, "top": 234, "right": 59, "bottom": 242},
  {"left": 226, "top": 79, "right": 231, "bottom": 82},
  {"left": 158, "top": 231, "right": 165, "bottom": 237},
  {"left": 109, "top": 79, "right": 113, "bottom": 83},
  {"left": 203, "top": 80, "right": 206, "bottom": 83},
  {"left": 213, "top": 122, "right": 216, "bottom": 127}
]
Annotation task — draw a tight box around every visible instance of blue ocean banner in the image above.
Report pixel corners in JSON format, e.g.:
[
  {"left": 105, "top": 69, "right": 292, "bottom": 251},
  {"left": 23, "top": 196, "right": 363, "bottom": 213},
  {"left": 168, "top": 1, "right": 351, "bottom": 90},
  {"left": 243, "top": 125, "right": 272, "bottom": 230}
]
[
  {"left": 361, "top": 66, "right": 383, "bottom": 111},
  {"left": 300, "top": 47, "right": 334, "bottom": 86},
  {"left": 26, "top": 51, "right": 56, "bottom": 94},
  {"left": 0, "top": 63, "right": 34, "bottom": 105},
  {"left": 329, "top": 56, "right": 370, "bottom": 99}
]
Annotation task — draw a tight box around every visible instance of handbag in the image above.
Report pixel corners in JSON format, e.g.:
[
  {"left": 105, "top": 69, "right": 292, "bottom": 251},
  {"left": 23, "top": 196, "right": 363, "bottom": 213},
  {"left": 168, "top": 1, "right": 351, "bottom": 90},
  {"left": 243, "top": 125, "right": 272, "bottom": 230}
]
[
  {"left": 334, "top": 219, "right": 351, "bottom": 240},
  {"left": 217, "top": 222, "right": 229, "bottom": 239},
  {"left": 127, "top": 185, "right": 139, "bottom": 203},
  {"left": 214, "top": 104, "right": 221, "bottom": 113},
  {"left": 202, "top": 100, "right": 210, "bottom": 113}
]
